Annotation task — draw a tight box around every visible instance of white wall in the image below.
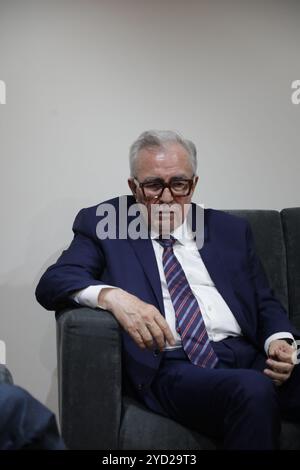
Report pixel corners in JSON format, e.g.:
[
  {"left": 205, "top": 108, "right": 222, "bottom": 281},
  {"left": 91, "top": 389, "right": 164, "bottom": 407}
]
[{"left": 0, "top": 0, "right": 299, "bottom": 419}]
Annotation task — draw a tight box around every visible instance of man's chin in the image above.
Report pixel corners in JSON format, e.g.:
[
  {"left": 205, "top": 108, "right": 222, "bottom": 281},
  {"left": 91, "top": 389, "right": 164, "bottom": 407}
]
[
  {"left": 145, "top": 201, "right": 190, "bottom": 236},
  {"left": 151, "top": 215, "right": 177, "bottom": 236}
]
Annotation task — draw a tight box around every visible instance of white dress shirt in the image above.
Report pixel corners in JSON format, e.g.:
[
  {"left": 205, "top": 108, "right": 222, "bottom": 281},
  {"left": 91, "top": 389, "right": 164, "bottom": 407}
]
[{"left": 72, "top": 219, "right": 294, "bottom": 354}]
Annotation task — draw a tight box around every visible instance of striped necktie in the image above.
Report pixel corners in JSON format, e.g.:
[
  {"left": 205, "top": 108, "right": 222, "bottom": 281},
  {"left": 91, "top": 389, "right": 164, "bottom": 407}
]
[{"left": 157, "top": 237, "right": 218, "bottom": 368}]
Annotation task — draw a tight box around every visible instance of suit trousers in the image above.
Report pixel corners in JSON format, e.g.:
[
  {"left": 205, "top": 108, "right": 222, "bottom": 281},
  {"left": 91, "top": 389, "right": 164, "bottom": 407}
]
[{"left": 148, "top": 337, "right": 300, "bottom": 450}]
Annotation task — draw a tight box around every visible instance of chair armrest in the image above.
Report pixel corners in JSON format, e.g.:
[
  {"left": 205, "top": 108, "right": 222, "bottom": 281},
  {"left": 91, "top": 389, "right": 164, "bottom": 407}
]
[
  {"left": 0, "top": 364, "right": 13, "bottom": 385},
  {"left": 56, "top": 307, "right": 122, "bottom": 449}
]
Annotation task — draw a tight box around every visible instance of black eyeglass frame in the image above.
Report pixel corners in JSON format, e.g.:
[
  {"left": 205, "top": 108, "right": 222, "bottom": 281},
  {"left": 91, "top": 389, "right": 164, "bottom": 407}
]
[{"left": 133, "top": 175, "right": 195, "bottom": 200}]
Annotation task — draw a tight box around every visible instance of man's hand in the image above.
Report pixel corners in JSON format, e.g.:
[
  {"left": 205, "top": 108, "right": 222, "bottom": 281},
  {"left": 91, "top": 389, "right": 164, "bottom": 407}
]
[
  {"left": 98, "top": 287, "right": 176, "bottom": 352},
  {"left": 264, "top": 339, "right": 295, "bottom": 386}
]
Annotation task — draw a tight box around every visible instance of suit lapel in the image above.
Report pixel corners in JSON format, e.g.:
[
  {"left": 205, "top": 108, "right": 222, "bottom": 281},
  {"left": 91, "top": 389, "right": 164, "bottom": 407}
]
[
  {"left": 200, "top": 242, "right": 243, "bottom": 316},
  {"left": 128, "top": 237, "right": 165, "bottom": 316},
  {"left": 124, "top": 196, "right": 165, "bottom": 314}
]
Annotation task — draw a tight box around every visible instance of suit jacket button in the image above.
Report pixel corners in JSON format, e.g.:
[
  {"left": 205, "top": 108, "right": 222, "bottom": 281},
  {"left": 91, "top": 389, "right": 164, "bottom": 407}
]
[
  {"left": 138, "top": 383, "right": 144, "bottom": 391},
  {"left": 153, "top": 349, "right": 160, "bottom": 357}
]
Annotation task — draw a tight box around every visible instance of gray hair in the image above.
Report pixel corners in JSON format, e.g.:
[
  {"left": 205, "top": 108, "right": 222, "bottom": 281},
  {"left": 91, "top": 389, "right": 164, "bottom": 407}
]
[{"left": 129, "top": 130, "right": 197, "bottom": 177}]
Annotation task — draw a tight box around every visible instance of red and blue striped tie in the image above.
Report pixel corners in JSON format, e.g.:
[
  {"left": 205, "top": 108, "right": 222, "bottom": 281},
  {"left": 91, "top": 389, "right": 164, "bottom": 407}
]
[{"left": 157, "top": 237, "right": 218, "bottom": 368}]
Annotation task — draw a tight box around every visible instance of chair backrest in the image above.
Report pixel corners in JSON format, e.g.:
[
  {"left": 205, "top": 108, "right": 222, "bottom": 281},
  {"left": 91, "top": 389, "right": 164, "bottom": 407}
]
[{"left": 225, "top": 210, "right": 289, "bottom": 315}]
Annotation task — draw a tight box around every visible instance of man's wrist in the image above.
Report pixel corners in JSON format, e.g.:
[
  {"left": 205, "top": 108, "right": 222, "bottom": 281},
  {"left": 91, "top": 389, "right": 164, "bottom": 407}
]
[
  {"left": 282, "top": 338, "right": 298, "bottom": 350},
  {"left": 265, "top": 332, "right": 295, "bottom": 355},
  {"left": 98, "top": 287, "right": 120, "bottom": 310}
]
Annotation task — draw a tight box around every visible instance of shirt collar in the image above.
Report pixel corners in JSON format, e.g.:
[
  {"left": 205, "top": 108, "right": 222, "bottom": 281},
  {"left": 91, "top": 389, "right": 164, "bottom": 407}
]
[{"left": 150, "top": 217, "right": 195, "bottom": 246}]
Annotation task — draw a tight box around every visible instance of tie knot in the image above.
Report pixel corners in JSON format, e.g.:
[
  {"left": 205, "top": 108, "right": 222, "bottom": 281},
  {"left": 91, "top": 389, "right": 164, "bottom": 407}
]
[{"left": 156, "top": 237, "right": 176, "bottom": 249}]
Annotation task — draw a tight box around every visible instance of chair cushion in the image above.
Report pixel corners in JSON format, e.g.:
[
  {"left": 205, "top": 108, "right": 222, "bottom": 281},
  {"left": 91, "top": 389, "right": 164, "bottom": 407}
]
[
  {"left": 280, "top": 420, "right": 300, "bottom": 449},
  {"left": 120, "top": 396, "right": 218, "bottom": 450},
  {"left": 120, "top": 396, "right": 300, "bottom": 450}
]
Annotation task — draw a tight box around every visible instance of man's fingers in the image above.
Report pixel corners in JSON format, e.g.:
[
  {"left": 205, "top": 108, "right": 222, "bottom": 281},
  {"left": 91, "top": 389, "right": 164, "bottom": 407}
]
[
  {"left": 264, "top": 354, "right": 295, "bottom": 385},
  {"left": 144, "top": 321, "right": 165, "bottom": 350},
  {"left": 274, "top": 350, "right": 294, "bottom": 363},
  {"left": 264, "top": 368, "right": 287, "bottom": 382},
  {"left": 264, "top": 357, "right": 294, "bottom": 385},
  {"left": 141, "top": 314, "right": 176, "bottom": 352},
  {"left": 141, "top": 325, "right": 157, "bottom": 349},
  {"left": 129, "top": 328, "right": 147, "bottom": 350},
  {"left": 113, "top": 295, "right": 176, "bottom": 351},
  {"left": 266, "top": 358, "right": 293, "bottom": 374},
  {"left": 154, "top": 315, "right": 176, "bottom": 349}
]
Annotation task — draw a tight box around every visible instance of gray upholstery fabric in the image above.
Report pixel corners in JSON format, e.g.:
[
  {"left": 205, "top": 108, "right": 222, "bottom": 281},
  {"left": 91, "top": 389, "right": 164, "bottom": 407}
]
[
  {"left": 280, "top": 421, "right": 300, "bottom": 450},
  {"left": 56, "top": 308, "right": 122, "bottom": 449},
  {"left": 57, "top": 208, "right": 300, "bottom": 449},
  {"left": 0, "top": 364, "right": 13, "bottom": 385},
  {"left": 120, "top": 397, "right": 218, "bottom": 450}
]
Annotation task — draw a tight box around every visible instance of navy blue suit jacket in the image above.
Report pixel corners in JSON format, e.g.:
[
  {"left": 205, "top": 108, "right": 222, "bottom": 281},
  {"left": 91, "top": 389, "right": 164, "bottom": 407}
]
[{"left": 36, "top": 195, "right": 297, "bottom": 412}]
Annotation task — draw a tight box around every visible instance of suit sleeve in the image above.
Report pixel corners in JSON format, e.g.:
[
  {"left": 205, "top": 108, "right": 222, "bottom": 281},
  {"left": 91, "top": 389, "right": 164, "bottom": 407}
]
[
  {"left": 35, "top": 209, "right": 107, "bottom": 311},
  {"left": 245, "top": 221, "right": 294, "bottom": 346}
]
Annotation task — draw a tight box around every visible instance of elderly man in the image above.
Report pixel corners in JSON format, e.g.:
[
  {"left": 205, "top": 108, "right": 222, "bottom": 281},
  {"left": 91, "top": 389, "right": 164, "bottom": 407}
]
[{"left": 36, "top": 130, "right": 300, "bottom": 449}]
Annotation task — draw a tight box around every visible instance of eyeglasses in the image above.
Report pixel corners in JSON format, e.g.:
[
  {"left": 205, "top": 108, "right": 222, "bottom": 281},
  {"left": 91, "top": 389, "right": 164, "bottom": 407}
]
[{"left": 133, "top": 176, "right": 195, "bottom": 200}]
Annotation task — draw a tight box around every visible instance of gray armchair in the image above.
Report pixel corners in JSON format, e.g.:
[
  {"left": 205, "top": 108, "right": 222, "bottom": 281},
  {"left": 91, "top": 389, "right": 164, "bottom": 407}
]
[{"left": 56, "top": 208, "right": 300, "bottom": 449}]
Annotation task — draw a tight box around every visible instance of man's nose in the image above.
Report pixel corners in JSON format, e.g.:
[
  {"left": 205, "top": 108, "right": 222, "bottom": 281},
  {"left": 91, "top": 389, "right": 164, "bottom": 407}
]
[{"left": 159, "top": 187, "right": 174, "bottom": 203}]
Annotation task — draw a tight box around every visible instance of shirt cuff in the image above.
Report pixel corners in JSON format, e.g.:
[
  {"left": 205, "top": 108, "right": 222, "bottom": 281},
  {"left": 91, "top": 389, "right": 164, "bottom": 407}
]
[
  {"left": 70, "top": 285, "right": 116, "bottom": 309},
  {"left": 264, "top": 332, "right": 296, "bottom": 356}
]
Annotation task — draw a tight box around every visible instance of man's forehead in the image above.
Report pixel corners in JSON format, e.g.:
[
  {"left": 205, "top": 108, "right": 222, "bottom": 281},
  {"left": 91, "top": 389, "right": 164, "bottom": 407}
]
[
  {"left": 136, "top": 143, "right": 191, "bottom": 172},
  {"left": 142, "top": 173, "right": 191, "bottom": 182},
  {"left": 138, "top": 142, "right": 187, "bottom": 157}
]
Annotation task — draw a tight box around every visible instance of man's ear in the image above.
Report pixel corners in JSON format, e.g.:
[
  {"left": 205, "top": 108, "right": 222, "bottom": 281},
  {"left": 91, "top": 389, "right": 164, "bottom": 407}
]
[
  {"left": 128, "top": 178, "right": 137, "bottom": 196},
  {"left": 190, "top": 175, "right": 199, "bottom": 196}
]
